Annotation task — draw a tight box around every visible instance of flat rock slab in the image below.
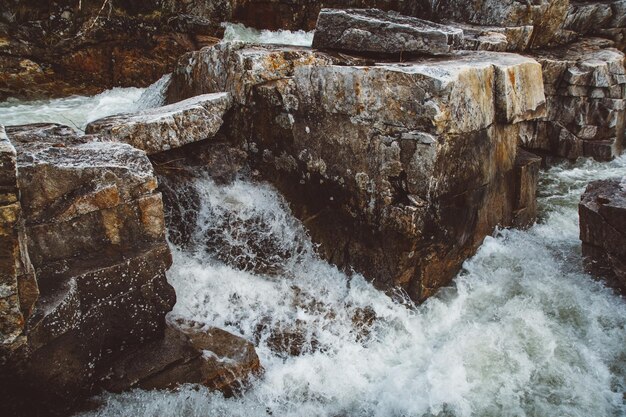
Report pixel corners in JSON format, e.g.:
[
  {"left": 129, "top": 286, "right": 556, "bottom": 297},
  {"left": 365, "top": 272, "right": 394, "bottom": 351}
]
[
  {"left": 580, "top": 177, "right": 626, "bottom": 293},
  {"left": 86, "top": 93, "right": 232, "bottom": 155},
  {"left": 312, "top": 8, "right": 463, "bottom": 56}
]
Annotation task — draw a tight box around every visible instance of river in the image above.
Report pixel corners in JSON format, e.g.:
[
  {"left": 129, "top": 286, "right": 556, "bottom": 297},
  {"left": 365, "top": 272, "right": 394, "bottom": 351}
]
[{"left": 1, "top": 29, "right": 625, "bottom": 417}]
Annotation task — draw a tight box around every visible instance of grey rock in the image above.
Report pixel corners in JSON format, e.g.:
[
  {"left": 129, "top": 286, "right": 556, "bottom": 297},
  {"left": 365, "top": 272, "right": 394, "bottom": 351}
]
[
  {"left": 580, "top": 177, "right": 626, "bottom": 293},
  {"left": 86, "top": 93, "right": 232, "bottom": 155},
  {"left": 312, "top": 8, "right": 463, "bottom": 56},
  {"left": 524, "top": 38, "right": 626, "bottom": 160}
]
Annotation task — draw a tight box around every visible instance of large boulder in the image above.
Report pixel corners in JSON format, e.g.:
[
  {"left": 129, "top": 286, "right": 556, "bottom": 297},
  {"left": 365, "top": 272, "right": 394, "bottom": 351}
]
[
  {"left": 523, "top": 38, "right": 626, "bottom": 160},
  {"left": 579, "top": 177, "right": 626, "bottom": 293},
  {"left": 166, "top": 42, "right": 545, "bottom": 301},
  {"left": 0, "top": 122, "right": 264, "bottom": 414},
  {"left": 0, "top": 123, "right": 176, "bottom": 415},
  {"left": 311, "top": 8, "right": 463, "bottom": 56}
]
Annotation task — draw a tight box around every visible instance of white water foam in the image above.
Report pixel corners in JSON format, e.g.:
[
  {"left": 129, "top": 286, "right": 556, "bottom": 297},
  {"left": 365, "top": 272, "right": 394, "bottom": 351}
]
[
  {"left": 0, "top": 74, "right": 170, "bottom": 131},
  {"left": 80, "top": 156, "right": 626, "bottom": 417},
  {"left": 222, "top": 23, "right": 314, "bottom": 47}
]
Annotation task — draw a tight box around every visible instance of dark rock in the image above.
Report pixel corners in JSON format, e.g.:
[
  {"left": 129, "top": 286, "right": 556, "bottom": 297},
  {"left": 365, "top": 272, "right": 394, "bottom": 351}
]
[
  {"left": 579, "top": 177, "right": 626, "bottom": 293},
  {"left": 99, "top": 320, "right": 261, "bottom": 396},
  {"left": 0, "top": 123, "right": 176, "bottom": 415},
  {"left": 312, "top": 8, "right": 463, "bottom": 56}
]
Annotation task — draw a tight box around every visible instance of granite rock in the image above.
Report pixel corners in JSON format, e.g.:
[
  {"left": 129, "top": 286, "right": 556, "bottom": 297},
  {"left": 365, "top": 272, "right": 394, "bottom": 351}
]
[{"left": 312, "top": 8, "right": 463, "bottom": 56}]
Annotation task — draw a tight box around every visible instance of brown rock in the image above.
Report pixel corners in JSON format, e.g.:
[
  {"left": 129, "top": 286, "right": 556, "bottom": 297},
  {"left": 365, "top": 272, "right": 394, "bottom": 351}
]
[
  {"left": 0, "top": 123, "right": 176, "bottom": 415},
  {"left": 579, "top": 177, "right": 626, "bottom": 293},
  {"left": 166, "top": 43, "right": 545, "bottom": 301},
  {"left": 100, "top": 320, "right": 261, "bottom": 396}
]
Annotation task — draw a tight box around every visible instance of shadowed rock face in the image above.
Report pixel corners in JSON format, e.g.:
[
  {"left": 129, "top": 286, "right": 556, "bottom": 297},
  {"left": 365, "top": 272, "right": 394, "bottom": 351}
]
[
  {"left": 559, "top": 1, "right": 626, "bottom": 50},
  {"left": 165, "top": 42, "right": 545, "bottom": 301},
  {"left": 100, "top": 319, "right": 262, "bottom": 396},
  {"left": 312, "top": 8, "right": 463, "bottom": 56},
  {"left": 580, "top": 177, "right": 626, "bottom": 293}
]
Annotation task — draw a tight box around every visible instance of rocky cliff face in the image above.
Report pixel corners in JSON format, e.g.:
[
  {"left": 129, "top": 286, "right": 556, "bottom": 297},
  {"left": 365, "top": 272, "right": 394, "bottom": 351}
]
[
  {"left": 0, "top": 123, "right": 260, "bottom": 416},
  {"left": 523, "top": 38, "right": 626, "bottom": 160},
  {"left": 0, "top": 123, "right": 175, "bottom": 413},
  {"left": 1, "top": 1, "right": 625, "bottom": 414}
]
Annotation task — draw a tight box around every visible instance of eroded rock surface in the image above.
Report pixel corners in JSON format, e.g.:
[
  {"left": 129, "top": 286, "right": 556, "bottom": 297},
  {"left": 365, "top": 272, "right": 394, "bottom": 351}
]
[
  {"left": 580, "top": 177, "right": 626, "bottom": 293},
  {"left": 166, "top": 43, "right": 545, "bottom": 301},
  {"left": 312, "top": 8, "right": 463, "bottom": 56},
  {"left": 100, "top": 319, "right": 261, "bottom": 396},
  {"left": 0, "top": 123, "right": 176, "bottom": 415},
  {"left": 523, "top": 38, "right": 626, "bottom": 160},
  {"left": 86, "top": 93, "right": 232, "bottom": 154},
  {"left": 434, "top": 0, "right": 570, "bottom": 48}
]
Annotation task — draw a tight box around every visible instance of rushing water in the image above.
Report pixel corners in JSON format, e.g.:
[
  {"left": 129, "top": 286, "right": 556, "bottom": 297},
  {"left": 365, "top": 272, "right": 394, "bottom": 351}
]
[
  {"left": 1, "top": 83, "right": 626, "bottom": 417},
  {"left": 222, "top": 23, "right": 314, "bottom": 47},
  {"left": 0, "top": 74, "right": 169, "bottom": 131}
]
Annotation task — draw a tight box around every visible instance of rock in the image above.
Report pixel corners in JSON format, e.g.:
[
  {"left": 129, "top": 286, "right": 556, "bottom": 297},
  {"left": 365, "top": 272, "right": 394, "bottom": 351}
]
[
  {"left": 166, "top": 42, "right": 342, "bottom": 105},
  {"left": 99, "top": 319, "right": 261, "bottom": 396},
  {"left": 311, "top": 8, "right": 463, "bottom": 56},
  {"left": 447, "top": 21, "right": 534, "bottom": 52},
  {"left": 524, "top": 38, "right": 626, "bottom": 160},
  {"left": 0, "top": 2, "right": 215, "bottom": 100},
  {"left": 0, "top": 125, "right": 33, "bottom": 362},
  {"left": 86, "top": 93, "right": 232, "bottom": 155},
  {"left": 0, "top": 123, "right": 176, "bottom": 415},
  {"left": 560, "top": 1, "right": 626, "bottom": 51},
  {"left": 433, "top": 0, "right": 570, "bottom": 48},
  {"left": 579, "top": 177, "right": 626, "bottom": 293},
  {"left": 166, "top": 43, "right": 545, "bottom": 301},
  {"left": 230, "top": 0, "right": 434, "bottom": 31}
]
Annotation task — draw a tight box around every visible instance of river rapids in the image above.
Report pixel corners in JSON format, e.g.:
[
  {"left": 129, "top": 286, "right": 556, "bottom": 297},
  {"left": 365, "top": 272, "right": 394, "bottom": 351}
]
[{"left": 1, "top": 31, "right": 625, "bottom": 417}]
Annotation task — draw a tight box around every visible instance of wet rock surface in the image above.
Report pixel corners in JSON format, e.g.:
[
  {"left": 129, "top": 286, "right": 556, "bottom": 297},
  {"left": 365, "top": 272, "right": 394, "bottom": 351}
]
[
  {"left": 99, "top": 319, "right": 261, "bottom": 396},
  {"left": 0, "top": 123, "right": 176, "bottom": 414},
  {"left": 580, "top": 177, "right": 626, "bottom": 293},
  {"left": 312, "top": 8, "right": 463, "bottom": 56},
  {"left": 85, "top": 93, "right": 232, "bottom": 155},
  {"left": 166, "top": 42, "right": 546, "bottom": 301},
  {"left": 1, "top": 2, "right": 625, "bottom": 415}
]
